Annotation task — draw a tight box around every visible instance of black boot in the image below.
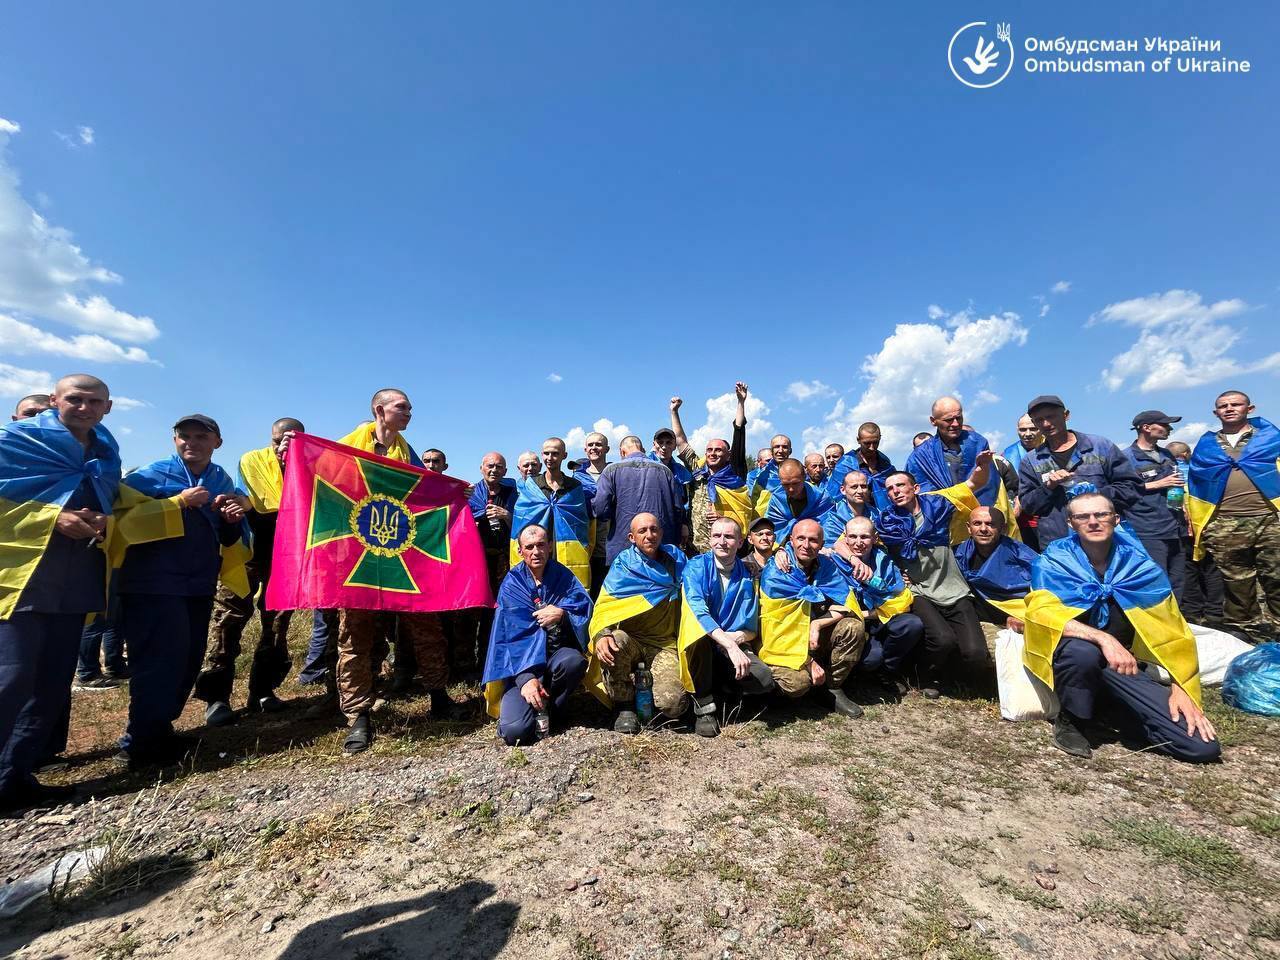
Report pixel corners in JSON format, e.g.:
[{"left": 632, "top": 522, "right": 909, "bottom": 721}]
[
  {"left": 343, "top": 713, "right": 374, "bottom": 755},
  {"left": 1052, "top": 711, "right": 1092, "bottom": 759}
]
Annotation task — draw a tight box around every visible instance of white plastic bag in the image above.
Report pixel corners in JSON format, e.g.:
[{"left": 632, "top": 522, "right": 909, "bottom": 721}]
[
  {"left": 0, "top": 845, "right": 105, "bottom": 918},
  {"left": 1191, "top": 622, "right": 1253, "bottom": 687},
  {"left": 995, "top": 629, "right": 1059, "bottom": 721}
]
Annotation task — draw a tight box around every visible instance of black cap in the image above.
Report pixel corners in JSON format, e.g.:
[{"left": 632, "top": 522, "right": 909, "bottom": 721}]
[
  {"left": 653, "top": 427, "right": 676, "bottom": 442},
  {"left": 748, "top": 516, "right": 776, "bottom": 533},
  {"left": 1131, "top": 410, "right": 1182, "bottom": 429},
  {"left": 1027, "top": 395, "right": 1066, "bottom": 414},
  {"left": 173, "top": 414, "right": 221, "bottom": 435}
]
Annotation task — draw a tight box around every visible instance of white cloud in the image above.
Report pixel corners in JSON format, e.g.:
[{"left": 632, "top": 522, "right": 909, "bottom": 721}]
[
  {"left": 0, "top": 361, "right": 52, "bottom": 398},
  {"left": 1169, "top": 421, "right": 1211, "bottom": 446},
  {"left": 689, "top": 392, "right": 774, "bottom": 452},
  {"left": 1051, "top": 280, "right": 1072, "bottom": 294},
  {"left": 77, "top": 126, "right": 94, "bottom": 146},
  {"left": 0, "top": 118, "right": 20, "bottom": 135},
  {"left": 0, "top": 121, "right": 160, "bottom": 353},
  {"left": 111, "top": 396, "right": 148, "bottom": 411},
  {"left": 1093, "top": 289, "right": 1280, "bottom": 393},
  {"left": 972, "top": 389, "right": 1000, "bottom": 408},
  {"left": 564, "top": 417, "right": 633, "bottom": 454},
  {"left": 546, "top": 372, "right": 563, "bottom": 383},
  {"left": 982, "top": 429, "right": 1006, "bottom": 452},
  {"left": 0, "top": 314, "right": 155, "bottom": 363},
  {"left": 784, "top": 379, "right": 835, "bottom": 404},
  {"left": 927, "top": 304, "right": 946, "bottom": 320},
  {"left": 801, "top": 307, "right": 1029, "bottom": 456}
]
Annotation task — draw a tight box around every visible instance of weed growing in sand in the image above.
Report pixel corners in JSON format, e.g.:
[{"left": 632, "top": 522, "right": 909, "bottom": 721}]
[
  {"left": 505, "top": 748, "right": 529, "bottom": 768},
  {"left": 978, "top": 873, "right": 1063, "bottom": 911},
  {"left": 898, "top": 885, "right": 996, "bottom": 960},
  {"left": 1081, "top": 896, "right": 1186, "bottom": 934},
  {"left": 1109, "top": 817, "right": 1267, "bottom": 895}
]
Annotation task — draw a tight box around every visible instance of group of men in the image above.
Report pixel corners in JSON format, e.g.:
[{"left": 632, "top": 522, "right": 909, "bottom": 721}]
[{"left": 4, "top": 374, "right": 1277, "bottom": 813}]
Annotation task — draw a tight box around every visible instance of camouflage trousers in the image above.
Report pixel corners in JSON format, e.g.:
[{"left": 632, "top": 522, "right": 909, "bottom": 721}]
[
  {"left": 1200, "top": 513, "right": 1280, "bottom": 631},
  {"left": 195, "top": 565, "right": 292, "bottom": 706},
  {"left": 769, "top": 616, "right": 867, "bottom": 699},
  {"left": 336, "top": 610, "right": 448, "bottom": 719},
  {"left": 600, "top": 631, "right": 689, "bottom": 719}
]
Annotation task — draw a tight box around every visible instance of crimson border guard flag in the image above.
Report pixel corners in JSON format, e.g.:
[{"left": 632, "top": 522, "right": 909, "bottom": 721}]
[{"left": 266, "top": 433, "right": 493, "bottom": 612}]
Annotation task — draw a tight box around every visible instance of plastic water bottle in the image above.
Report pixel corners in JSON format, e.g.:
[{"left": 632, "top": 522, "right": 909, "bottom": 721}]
[
  {"left": 535, "top": 708, "right": 551, "bottom": 738},
  {"left": 634, "top": 661, "right": 654, "bottom": 723},
  {"left": 1166, "top": 484, "right": 1185, "bottom": 510},
  {"left": 534, "top": 596, "right": 561, "bottom": 644},
  {"left": 865, "top": 575, "right": 888, "bottom": 594}
]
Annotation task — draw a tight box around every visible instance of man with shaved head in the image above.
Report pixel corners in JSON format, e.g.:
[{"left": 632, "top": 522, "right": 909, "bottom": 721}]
[
  {"left": 828, "top": 422, "right": 896, "bottom": 510},
  {"left": 462, "top": 451, "right": 518, "bottom": 673},
  {"left": 11, "top": 394, "right": 51, "bottom": 421},
  {"left": 0, "top": 374, "right": 119, "bottom": 810},
  {"left": 575, "top": 432, "right": 612, "bottom": 597},
  {"left": 592, "top": 435, "right": 682, "bottom": 565},
  {"left": 591, "top": 512, "right": 689, "bottom": 733},
  {"left": 803, "top": 453, "right": 827, "bottom": 487},
  {"left": 765, "top": 458, "right": 833, "bottom": 545},
  {"left": 824, "top": 443, "right": 845, "bottom": 474},
  {"left": 666, "top": 382, "right": 750, "bottom": 554},
  {"left": 822, "top": 469, "right": 877, "bottom": 547},
  {"left": 1003, "top": 414, "right": 1043, "bottom": 548},
  {"left": 196, "top": 417, "right": 307, "bottom": 726}
]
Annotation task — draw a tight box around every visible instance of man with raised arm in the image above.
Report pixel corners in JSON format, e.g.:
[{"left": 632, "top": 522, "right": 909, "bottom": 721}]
[
  {"left": 1024, "top": 492, "right": 1218, "bottom": 763},
  {"left": 667, "top": 382, "right": 751, "bottom": 554},
  {"left": 678, "top": 517, "right": 774, "bottom": 737},
  {"left": 483, "top": 524, "right": 592, "bottom": 745}
]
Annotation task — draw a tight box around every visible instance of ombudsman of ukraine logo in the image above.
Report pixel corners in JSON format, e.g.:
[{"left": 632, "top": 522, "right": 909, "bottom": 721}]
[{"left": 948, "top": 21, "right": 1015, "bottom": 88}]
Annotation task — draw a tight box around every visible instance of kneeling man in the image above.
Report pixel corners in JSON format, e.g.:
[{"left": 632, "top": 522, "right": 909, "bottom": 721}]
[
  {"left": 955, "top": 505, "right": 1038, "bottom": 629},
  {"left": 678, "top": 517, "right": 775, "bottom": 737},
  {"left": 1023, "top": 492, "right": 1219, "bottom": 763},
  {"left": 591, "top": 513, "right": 689, "bottom": 733},
  {"left": 483, "top": 525, "right": 592, "bottom": 745}
]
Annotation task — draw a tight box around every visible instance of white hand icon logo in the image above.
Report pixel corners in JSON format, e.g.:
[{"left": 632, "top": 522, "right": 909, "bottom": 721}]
[{"left": 963, "top": 36, "right": 1000, "bottom": 74}]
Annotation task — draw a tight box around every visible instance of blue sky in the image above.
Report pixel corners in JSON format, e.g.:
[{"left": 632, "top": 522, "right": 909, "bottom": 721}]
[{"left": 2, "top": 2, "right": 1277, "bottom": 474}]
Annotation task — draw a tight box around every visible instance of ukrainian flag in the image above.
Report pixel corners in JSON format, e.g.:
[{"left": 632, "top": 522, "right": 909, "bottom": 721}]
[
  {"left": 510, "top": 477, "right": 592, "bottom": 588},
  {"left": 677, "top": 552, "right": 758, "bottom": 691},
  {"left": 837, "top": 550, "right": 914, "bottom": 622},
  {"left": 336, "top": 422, "right": 424, "bottom": 467},
  {"left": 747, "top": 461, "right": 781, "bottom": 516},
  {"left": 693, "top": 461, "right": 754, "bottom": 534},
  {"left": 109, "top": 455, "right": 253, "bottom": 599},
  {"left": 906, "top": 433, "right": 1020, "bottom": 543},
  {"left": 1023, "top": 526, "right": 1201, "bottom": 705},
  {"left": 1186, "top": 417, "right": 1280, "bottom": 561},
  {"left": 584, "top": 543, "right": 686, "bottom": 702},
  {"left": 954, "top": 535, "right": 1037, "bottom": 621},
  {"left": 238, "top": 446, "right": 284, "bottom": 515},
  {"left": 0, "top": 410, "right": 122, "bottom": 620},
  {"left": 758, "top": 546, "right": 857, "bottom": 670}
]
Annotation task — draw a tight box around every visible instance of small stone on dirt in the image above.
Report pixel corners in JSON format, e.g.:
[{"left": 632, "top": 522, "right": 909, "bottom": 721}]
[
  {"left": 577, "top": 791, "right": 595, "bottom": 803},
  {"left": 260, "top": 921, "right": 275, "bottom": 934},
  {"left": 717, "top": 904, "right": 730, "bottom": 919},
  {"left": 906, "top": 831, "right": 915, "bottom": 842},
  {"left": 1034, "top": 874, "right": 1056, "bottom": 891},
  {"left": 947, "top": 911, "right": 971, "bottom": 930},
  {"left": 563, "top": 879, "right": 579, "bottom": 892}
]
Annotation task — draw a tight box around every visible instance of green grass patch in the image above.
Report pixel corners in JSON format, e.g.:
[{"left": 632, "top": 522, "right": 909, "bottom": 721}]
[
  {"left": 1081, "top": 896, "right": 1185, "bottom": 934},
  {"left": 1110, "top": 817, "right": 1267, "bottom": 894},
  {"left": 898, "top": 884, "right": 997, "bottom": 960}
]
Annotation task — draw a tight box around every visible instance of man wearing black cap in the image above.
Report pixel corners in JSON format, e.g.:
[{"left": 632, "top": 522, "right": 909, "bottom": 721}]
[
  {"left": 116, "top": 414, "right": 248, "bottom": 768},
  {"left": 742, "top": 515, "right": 777, "bottom": 580},
  {"left": 1124, "top": 410, "right": 1187, "bottom": 600},
  {"left": 1017, "top": 395, "right": 1142, "bottom": 546},
  {"left": 649, "top": 421, "right": 691, "bottom": 548}
]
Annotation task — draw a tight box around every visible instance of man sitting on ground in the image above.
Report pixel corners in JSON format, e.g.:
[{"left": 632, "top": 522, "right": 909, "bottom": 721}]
[
  {"left": 758, "top": 519, "right": 865, "bottom": 718},
  {"left": 1023, "top": 493, "right": 1219, "bottom": 763},
  {"left": 482, "top": 525, "right": 592, "bottom": 746},
  {"left": 678, "top": 517, "right": 775, "bottom": 737},
  {"left": 954, "top": 506, "right": 1038, "bottom": 630},
  {"left": 590, "top": 513, "right": 689, "bottom": 733}
]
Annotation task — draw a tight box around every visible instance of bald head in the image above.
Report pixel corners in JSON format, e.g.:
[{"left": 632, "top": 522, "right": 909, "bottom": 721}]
[
  {"left": 55, "top": 374, "right": 108, "bottom": 397},
  {"left": 967, "top": 505, "right": 1006, "bottom": 551},
  {"left": 272, "top": 417, "right": 304, "bottom": 437},
  {"left": 770, "top": 434, "right": 793, "bottom": 463},
  {"left": 778, "top": 458, "right": 806, "bottom": 498},
  {"left": 790, "top": 519, "right": 824, "bottom": 564},
  {"left": 12, "top": 394, "right": 52, "bottom": 421},
  {"left": 619, "top": 435, "right": 644, "bottom": 456},
  {"left": 628, "top": 511, "right": 664, "bottom": 558},
  {"left": 52, "top": 374, "right": 111, "bottom": 440}
]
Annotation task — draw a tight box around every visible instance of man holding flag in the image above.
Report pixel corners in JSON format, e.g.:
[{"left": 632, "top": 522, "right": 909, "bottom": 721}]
[
  {"left": 482, "top": 524, "right": 592, "bottom": 745},
  {"left": 195, "top": 416, "right": 304, "bottom": 726},
  {"left": 1187, "top": 390, "right": 1280, "bottom": 640},
  {"left": 0, "top": 374, "right": 120, "bottom": 811},
  {"left": 272, "top": 388, "right": 487, "bottom": 754},
  {"left": 1023, "top": 492, "right": 1218, "bottom": 763}
]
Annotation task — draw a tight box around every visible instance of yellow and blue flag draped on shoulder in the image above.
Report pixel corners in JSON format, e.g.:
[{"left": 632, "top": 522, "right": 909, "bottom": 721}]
[
  {"left": 510, "top": 478, "right": 592, "bottom": 588},
  {"left": 906, "top": 433, "right": 1019, "bottom": 544},
  {"left": 758, "top": 545, "right": 857, "bottom": 670},
  {"left": 765, "top": 483, "right": 833, "bottom": 544},
  {"left": 1023, "top": 526, "right": 1201, "bottom": 706},
  {"left": 0, "top": 410, "right": 122, "bottom": 620},
  {"left": 692, "top": 460, "right": 754, "bottom": 533},
  {"left": 336, "top": 422, "right": 424, "bottom": 467},
  {"left": 875, "top": 482, "right": 979, "bottom": 562},
  {"left": 1002, "top": 438, "right": 1040, "bottom": 472},
  {"left": 747, "top": 461, "right": 781, "bottom": 515},
  {"left": 820, "top": 500, "right": 878, "bottom": 547},
  {"left": 829, "top": 451, "right": 897, "bottom": 511},
  {"left": 834, "top": 548, "right": 914, "bottom": 621},
  {"left": 677, "top": 552, "right": 759, "bottom": 692},
  {"left": 954, "top": 535, "right": 1036, "bottom": 621},
  {"left": 113, "top": 456, "right": 253, "bottom": 599},
  {"left": 481, "top": 558, "right": 593, "bottom": 718},
  {"left": 1186, "top": 417, "right": 1280, "bottom": 561},
  {"left": 585, "top": 543, "right": 686, "bottom": 703},
  {"left": 238, "top": 446, "right": 284, "bottom": 515}
]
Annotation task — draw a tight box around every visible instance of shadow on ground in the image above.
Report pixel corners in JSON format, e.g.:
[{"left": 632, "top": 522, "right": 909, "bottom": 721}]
[{"left": 275, "top": 881, "right": 519, "bottom": 960}]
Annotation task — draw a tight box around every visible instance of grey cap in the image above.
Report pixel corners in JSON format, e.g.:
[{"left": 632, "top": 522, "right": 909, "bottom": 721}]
[{"left": 1027, "top": 395, "right": 1066, "bottom": 414}]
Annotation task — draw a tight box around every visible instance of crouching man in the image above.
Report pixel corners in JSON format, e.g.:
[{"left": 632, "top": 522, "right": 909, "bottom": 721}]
[
  {"left": 482, "top": 525, "right": 591, "bottom": 745},
  {"left": 1023, "top": 492, "right": 1219, "bottom": 763},
  {"left": 677, "top": 517, "right": 776, "bottom": 737},
  {"left": 590, "top": 513, "right": 689, "bottom": 733}
]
